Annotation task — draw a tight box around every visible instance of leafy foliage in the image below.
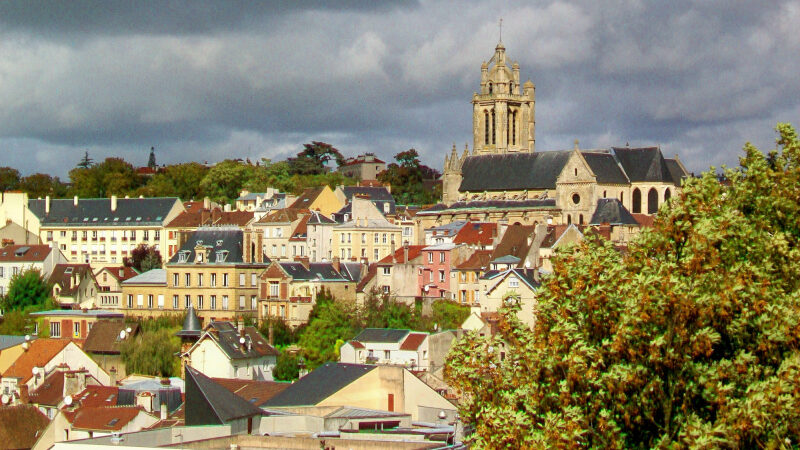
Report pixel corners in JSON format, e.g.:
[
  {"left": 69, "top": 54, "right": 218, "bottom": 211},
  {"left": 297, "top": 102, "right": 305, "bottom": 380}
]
[
  {"left": 273, "top": 352, "right": 300, "bottom": 381},
  {"left": 138, "top": 162, "right": 208, "bottom": 199},
  {"left": 124, "top": 244, "right": 161, "bottom": 272},
  {"left": 377, "top": 149, "right": 441, "bottom": 205},
  {"left": 0, "top": 167, "right": 21, "bottom": 191},
  {"left": 0, "top": 310, "right": 32, "bottom": 335},
  {"left": 18, "top": 173, "right": 68, "bottom": 198},
  {"left": 257, "top": 317, "right": 297, "bottom": 348},
  {"left": 0, "top": 269, "right": 54, "bottom": 312},
  {"left": 288, "top": 141, "right": 345, "bottom": 175},
  {"left": 445, "top": 123, "right": 800, "bottom": 448},
  {"left": 69, "top": 157, "right": 143, "bottom": 197},
  {"left": 297, "top": 289, "right": 360, "bottom": 369},
  {"left": 121, "top": 327, "right": 181, "bottom": 377}
]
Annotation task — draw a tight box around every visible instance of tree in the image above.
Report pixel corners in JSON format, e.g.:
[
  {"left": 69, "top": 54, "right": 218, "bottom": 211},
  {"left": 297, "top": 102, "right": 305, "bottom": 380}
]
[
  {"left": 124, "top": 244, "right": 161, "bottom": 272},
  {"left": 378, "top": 149, "right": 441, "bottom": 205},
  {"left": 121, "top": 328, "right": 181, "bottom": 376},
  {"left": 199, "top": 160, "right": 255, "bottom": 203},
  {"left": 0, "top": 310, "right": 32, "bottom": 335},
  {"left": 297, "top": 290, "right": 360, "bottom": 369},
  {"left": 77, "top": 150, "right": 94, "bottom": 169},
  {"left": 0, "top": 269, "right": 53, "bottom": 312},
  {"left": 69, "top": 157, "right": 141, "bottom": 198},
  {"left": 445, "top": 123, "right": 800, "bottom": 448},
  {"left": 257, "top": 317, "right": 296, "bottom": 348},
  {"left": 272, "top": 352, "right": 300, "bottom": 381},
  {"left": 288, "top": 142, "right": 345, "bottom": 175},
  {"left": 427, "top": 299, "right": 470, "bottom": 331},
  {"left": 0, "top": 167, "right": 21, "bottom": 191},
  {"left": 19, "top": 173, "right": 68, "bottom": 198}
]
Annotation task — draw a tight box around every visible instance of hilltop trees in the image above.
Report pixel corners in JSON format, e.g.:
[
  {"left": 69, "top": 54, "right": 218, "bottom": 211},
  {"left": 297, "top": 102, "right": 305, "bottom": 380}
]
[
  {"left": 445, "top": 123, "right": 800, "bottom": 447},
  {"left": 124, "top": 244, "right": 162, "bottom": 272},
  {"left": 288, "top": 141, "right": 345, "bottom": 175},
  {"left": 378, "top": 149, "right": 441, "bottom": 205}
]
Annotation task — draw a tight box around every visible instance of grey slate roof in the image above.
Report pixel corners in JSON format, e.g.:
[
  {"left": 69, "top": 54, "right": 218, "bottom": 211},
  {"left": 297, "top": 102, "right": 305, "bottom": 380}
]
[
  {"left": 353, "top": 328, "right": 410, "bottom": 343},
  {"left": 582, "top": 152, "right": 630, "bottom": 184},
  {"left": 611, "top": 147, "right": 674, "bottom": 183},
  {"left": 167, "top": 227, "right": 269, "bottom": 265},
  {"left": 0, "top": 335, "right": 35, "bottom": 351},
  {"left": 121, "top": 268, "right": 166, "bottom": 285},
  {"left": 28, "top": 197, "right": 179, "bottom": 226},
  {"left": 176, "top": 305, "right": 202, "bottom": 338},
  {"left": 263, "top": 362, "right": 376, "bottom": 407},
  {"left": 307, "top": 211, "right": 336, "bottom": 225},
  {"left": 665, "top": 159, "right": 688, "bottom": 185},
  {"left": 420, "top": 199, "right": 555, "bottom": 216},
  {"left": 341, "top": 186, "right": 396, "bottom": 215},
  {"left": 589, "top": 198, "right": 639, "bottom": 226},
  {"left": 185, "top": 366, "right": 264, "bottom": 425},
  {"left": 205, "top": 322, "right": 278, "bottom": 359},
  {"left": 459, "top": 151, "right": 572, "bottom": 191},
  {"left": 278, "top": 262, "right": 357, "bottom": 281}
]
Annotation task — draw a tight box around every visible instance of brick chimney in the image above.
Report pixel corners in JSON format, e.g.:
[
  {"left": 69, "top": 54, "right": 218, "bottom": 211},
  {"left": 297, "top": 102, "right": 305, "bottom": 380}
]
[
  {"left": 332, "top": 256, "right": 340, "bottom": 273},
  {"left": 403, "top": 243, "right": 409, "bottom": 263},
  {"left": 19, "top": 384, "right": 29, "bottom": 404},
  {"left": 294, "top": 256, "right": 309, "bottom": 270}
]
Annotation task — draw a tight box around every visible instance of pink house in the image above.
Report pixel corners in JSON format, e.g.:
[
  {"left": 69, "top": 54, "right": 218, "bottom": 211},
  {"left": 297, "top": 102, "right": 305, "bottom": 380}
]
[{"left": 418, "top": 243, "right": 470, "bottom": 299}]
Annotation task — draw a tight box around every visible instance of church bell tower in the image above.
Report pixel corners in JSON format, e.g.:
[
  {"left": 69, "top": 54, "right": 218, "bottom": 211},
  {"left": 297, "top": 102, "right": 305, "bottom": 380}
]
[{"left": 472, "top": 41, "right": 535, "bottom": 154}]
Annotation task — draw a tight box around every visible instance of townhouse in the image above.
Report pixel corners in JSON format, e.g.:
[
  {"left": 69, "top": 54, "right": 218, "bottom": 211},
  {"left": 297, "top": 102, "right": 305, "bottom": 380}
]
[
  {"left": 0, "top": 244, "right": 66, "bottom": 297},
  {"left": 332, "top": 198, "right": 402, "bottom": 264}
]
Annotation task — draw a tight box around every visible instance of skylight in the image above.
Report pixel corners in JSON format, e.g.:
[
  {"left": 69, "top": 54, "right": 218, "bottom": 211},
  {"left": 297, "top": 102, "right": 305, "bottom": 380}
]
[{"left": 107, "top": 418, "right": 119, "bottom": 426}]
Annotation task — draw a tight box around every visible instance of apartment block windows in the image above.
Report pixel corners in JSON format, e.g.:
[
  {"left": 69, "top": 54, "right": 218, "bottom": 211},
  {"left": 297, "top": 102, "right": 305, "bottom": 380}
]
[
  {"left": 439, "top": 270, "right": 445, "bottom": 282},
  {"left": 222, "top": 273, "right": 229, "bottom": 287},
  {"left": 197, "top": 273, "right": 203, "bottom": 287},
  {"left": 127, "top": 295, "right": 133, "bottom": 308},
  {"left": 239, "top": 273, "right": 245, "bottom": 286},
  {"left": 382, "top": 233, "right": 387, "bottom": 244},
  {"left": 198, "top": 295, "right": 204, "bottom": 309},
  {"left": 148, "top": 295, "right": 153, "bottom": 308},
  {"left": 222, "top": 295, "right": 229, "bottom": 310},
  {"left": 50, "top": 321, "right": 61, "bottom": 338},
  {"left": 210, "top": 273, "right": 217, "bottom": 287},
  {"left": 428, "top": 252, "right": 433, "bottom": 263},
  {"left": 185, "top": 295, "right": 191, "bottom": 309},
  {"left": 251, "top": 273, "right": 257, "bottom": 287},
  {"left": 361, "top": 233, "right": 366, "bottom": 244},
  {"left": 210, "top": 295, "right": 216, "bottom": 310},
  {"left": 374, "top": 249, "right": 379, "bottom": 261},
  {"left": 374, "top": 233, "right": 379, "bottom": 244},
  {"left": 154, "top": 230, "right": 160, "bottom": 240},
  {"left": 250, "top": 295, "right": 257, "bottom": 310},
  {"left": 143, "top": 230, "right": 149, "bottom": 240},
  {"left": 239, "top": 295, "right": 245, "bottom": 309},
  {"left": 173, "top": 295, "right": 179, "bottom": 309},
  {"left": 269, "top": 282, "right": 279, "bottom": 298}
]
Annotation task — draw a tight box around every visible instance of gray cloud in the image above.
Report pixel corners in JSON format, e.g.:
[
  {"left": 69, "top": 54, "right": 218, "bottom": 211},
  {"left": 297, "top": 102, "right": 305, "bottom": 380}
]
[{"left": 0, "top": 0, "right": 798, "bottom": 179}]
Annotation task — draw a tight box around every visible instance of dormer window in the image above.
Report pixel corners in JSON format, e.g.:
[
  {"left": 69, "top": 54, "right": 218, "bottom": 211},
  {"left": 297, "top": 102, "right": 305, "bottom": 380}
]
[
  {"left": 215, "top": 250, "right": 229, "bottom": 263},
  {"left": 216, "top": 240, "right": 224, "bottom": 247},
  {"left": 178, "top": 251, "right": 190, "bottom": 263}
]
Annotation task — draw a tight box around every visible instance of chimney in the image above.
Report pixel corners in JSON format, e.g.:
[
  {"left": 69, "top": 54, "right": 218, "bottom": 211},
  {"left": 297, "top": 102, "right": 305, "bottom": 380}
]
[
  {"left": 243, "top": 232, "right": 252, "bottom": 263},
  {"left": 64, "top": 372, "right": 78, "bottom": 397},
  {"left": 73, "top": 195, "right": 78, "bottom": 207},
  {"left": 390, "top": 238, "right": 396, "bottom": 257},
  {"left": 224, "top": 204, "right": 231, "bottom": 212},
  {"left": 332, "top": 256, "right": 340, "bottom": 273},
  {"left": 237, "top": 320, "right": 244, "bottom": 334},
  {"left": 45, "top": 196, "right": 51, "bottom": 215},
  {"left": 160, "top": 403, "right": 168, "bottom": 421},
  {"left": 109, "top": 367, "right": 117, "bottom": 386},
  {"left": 203, "top": 197, "right": 211, "bottom": 210},
  {"left": 111, "top": 195, "right": 118, "bottom": 212},
  {"left": 268, "top": 323, "right": 274, "bottom": 346},
  {"left": 294, "top": 256, "right": 309, "bottom": 270},
  {"left": 77, "top": 370, "right": 87, "bottom": 390},
  {"left": 403, "top": 243, "right": 409, "bottom": 263},
  {"left": 19, "top": 385, "right": 29, "bottom": 404}
]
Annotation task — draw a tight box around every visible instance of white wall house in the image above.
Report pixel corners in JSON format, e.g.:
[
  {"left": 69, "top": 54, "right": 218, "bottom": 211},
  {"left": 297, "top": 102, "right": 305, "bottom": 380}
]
[
  {"left": 182, "top": 322, "right": 278, "bottom": 381},
  {"left": 0, "top": 244, "right": 66, "bottom": 298},
  {"left": 339, "top": 329, "right": 431, "bottom": 371}
]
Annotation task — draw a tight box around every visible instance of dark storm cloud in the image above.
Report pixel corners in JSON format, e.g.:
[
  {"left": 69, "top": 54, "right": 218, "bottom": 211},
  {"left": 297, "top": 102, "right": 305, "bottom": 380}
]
[{"left": 0, "top": 0, "right": 798, "bottom": 178}]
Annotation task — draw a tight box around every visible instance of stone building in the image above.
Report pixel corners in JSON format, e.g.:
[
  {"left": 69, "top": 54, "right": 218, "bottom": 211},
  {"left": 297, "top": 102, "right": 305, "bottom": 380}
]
[{"left": 436, "top": 41, "right": 689, "bottom": 230}]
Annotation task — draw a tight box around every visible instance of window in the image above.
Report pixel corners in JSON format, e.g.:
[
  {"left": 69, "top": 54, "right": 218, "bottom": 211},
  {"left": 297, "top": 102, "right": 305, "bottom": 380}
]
[
  {"left": 382, "top": 233, "right": 387, "bottom": 244},
  {"left": 72, "top": 231, "right": 78, "bottom": 240},
  {"left": 281, "top": 245, "right": 286, "bottom": 256},
  {"left": 143, "top": 230, "right": 149, "bottom": 240},
  {"left": 340, "top": 234, "right": 345, "bottom": 243},
  {"left": 222, "top": 295, "right": 229, "bottom": 310},
  {"left": 47, "top": 231, "right": 53, "bottom": 241},
  {"left": 185, "top": 273, "right": 191, "bottom": 287},
  {"left": 210, "top": 273, "right": 217, "bottom": 287},
  {"left": 185, "top": 295, "right": 191, "bottom": 308},
  {"left": 361, "top": 233, "right": 366, "bottom": 244},
  {"left": 127, "top": 294, "right": 133, "bottom": 308},
  {"left": 491, "top": 109, "right": 496, "bottom": 144},
  {"left": 222, "top": 273, "right": 229, "bottom": 287},
  {"left": 403, "top": 227, "right": 412, "bottom": 236},
  {"left": 374, "top": 249, "right": 379, "bottom": 261},
  {"left": 428, "top": 252, "right": 433, "bottom": 263},
  {"left": 148, "top": 295, "right": 154, "bottom": 308},
  {"left": 173, "top": 295, "right": 179, "bottom": 309},
  {"left": 280, "top": 305, "right": 286, "bottom": 317},
  {"left": 374, "top": 233, "right": 379, "bottom": 244},
  {"left": 383, "top": 203, "right": 390, "bottom": 213},
  {"left": 439, "top": 270, "right": 445, "bottom": 282},
  {"left": 251, "top": 296, "right": 257, "bottom": 310},
  {"left": 271, "top": 244, "right": 277, "bottom": 255},
  {"left": 239, "top": 295, "right": 245, "bottom": 309},
  {"left": 50, "top": 321, "right": 61, "bottom": 338},
  {"left": 198, "top": 295, "right": 204, "bottom": 309},
  {"left": 251, "top": 273, "right": 257, "bottom": 287},
  {"left": 382, "top": 285, "right": 390, "bottom": 294},
  {"left": 61, "top": 230, "right": 67, "bottom": 238},
  {"left": 197, "top": 273, "right": 203, "bottom": 287},
  {"left": 239, "top": 273, "right": 245, "bottom": 286},
  {"left": 0, "top": 267, "right": 3, "bottom": 278},
  {"left": 157, "top": 294, "right": 164, "bottom": 309},
  {"left": 137, "top": 294, "right": 143, "bottom": 307},
  {"left": 82, "top": 231, "right": 87, "bottom": 240},
  {"left": 440, "top": 252, "right": 445, "bottom": 263},
  {"left": 509, "top": 277, "right": 519, "bottom": 288},
  {"left": 384, "top": 350, "right": 390, "bottom": 360},
  {"left": 269, "top": 282, "right": 279, "bottom": 297},
  {"left": 130, "top": 230, "right": 136, "bottom": 240},
  {"left": 382, "top": 267, "right": 391, "bottom": 275},
  {"left": 154, "top": 230, "right": 160, "bottom": 240},
  {"left": 73, "top": 322, "right": 80, "bottom": 337},
  {"left": 210, "top": 295, "right": 216, "bottom": 309}
]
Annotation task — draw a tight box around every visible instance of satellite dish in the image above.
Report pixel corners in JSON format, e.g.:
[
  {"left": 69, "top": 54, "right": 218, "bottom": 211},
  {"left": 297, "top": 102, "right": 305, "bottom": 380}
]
[
  {"left": 119, "top": 330, "right": 127, "bottom": 340},
  {"left": 126, "top": 327, "right": 132, "bottom": 334},
  {"left": 24, "top": 334, "right": 31, "bottom": 342},
  {"left": 1, "top": 394, "right": 9, "bottom": 404},
  {"left": 525, "top": 260, "right": 531, "bottom": 268},
  {"left": 32, "top": 367, "right": 39, "bottom": 376},
  {"left": 63, "top": 395, "right": 73, "bottom": 406},
  {"left": 239, "top": 337, "right": 246, "bottom": 345},
  {"left": 546, "top": 217, "right": 553, "bottom": 225},
  {"left": 22, "top": 342, "right": 29, "bottom": 351}
]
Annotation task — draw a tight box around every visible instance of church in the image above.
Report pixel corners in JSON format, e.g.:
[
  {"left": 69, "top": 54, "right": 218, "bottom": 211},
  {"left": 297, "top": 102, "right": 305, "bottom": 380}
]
[{"left": 423, "top": 41, "right": 689, "bottom": 228}]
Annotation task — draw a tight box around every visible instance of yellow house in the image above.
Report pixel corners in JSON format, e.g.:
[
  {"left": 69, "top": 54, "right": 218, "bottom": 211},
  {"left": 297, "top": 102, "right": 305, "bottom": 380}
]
[
  {"left": 479, "top": 267, "right": 539, "bottom": 328},
  {"left": 332, "top": 198, "right": 402, "bottom": 264},
  {"left": 288, "top": 186, "right": 343, "bottom": 217},
  {"left": 0, "top": 336, "right": 34, "bottom": 374},
  {"left": 263, "top": 362, "right": 457, "bottom": 422}
]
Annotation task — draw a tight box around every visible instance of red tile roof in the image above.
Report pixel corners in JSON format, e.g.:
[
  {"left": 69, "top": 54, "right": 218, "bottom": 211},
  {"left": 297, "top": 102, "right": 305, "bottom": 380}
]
[
  {"left": 0, "top": 244, "right": 52, "bottom": 262},
  {"left": 2, "top": 339, "right": 72, "bottom": 383},
  {"left": 74, "top": 385, "right": 119, "bottom": 407},
  {"left": 27, "top": 370, "right": 65, "bottom": 406},
  {"left": 289, "top": 214, "right": 310, "bottom": 241},
  {"left": 453, "top": 222, "right": 496, "bottom": 246},
  {"left": 631, "top": 213, "right": 655, "bottom": 227},
  {"left": 166, "top": 208, "right": 254, "bottom": 228},
  {"left": 0, "top": 405, "right": 50, "bottom": 449},
  {"left": 64, "top": 406, "right": 148, "bottom": 431},
  {"left": 455, "top": 249, "right": 492, "bottom": 270},
  {"left": 377, "top": 245, "right": 426, "bottom": 265},
  {"left": 211, "top": 378, "right": 290, "bottom": 407},
  {"left": 399, "top": 333, "right": 428, "bottom": 351}
]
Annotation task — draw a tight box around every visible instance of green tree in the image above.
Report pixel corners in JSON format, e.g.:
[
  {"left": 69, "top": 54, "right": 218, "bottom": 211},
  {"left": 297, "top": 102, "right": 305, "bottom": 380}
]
[
  {"left": 140, "top": 162, "right": 209, "bottom": 199},
  {"left": 378, "top": 149, "right": 441, "bottom": 205},
  {"left": 257, "top": 317, "right": 296, "bottom": 348},
  {"left": 288, "top": 142, "right": 345, "bottom": 176},
  {"left": 272, "top": 352, "right": 300, "bottom": 381},
  {"left": 121, "top": 328, "right": 181, "bottom": 376},
  {"left": 69, "top": 157, "right": 141, "bottom": 198},
  {"left": 124, "top": 244, "right": 161, "bottom": 272},
  {"left": 0, "top": 310, "right": 33, "bottom": 335},
  {"left": 297, "top": 290, "right": 360, "bottom": 369},
  {"left": 446, "top": 123, "right": 800, "bottom": 448},
  {"left": 0, "top": 167, "right": 21, "bottom": 191},
  {"left": 0, "top": 269, "right": 53, "bottom": 312},
  {"left": 199, "top": 160, "right": 255, "bottom": 203},
  {"left": 427, "top": 300, "right": 470, "bottom": 331},
  {"left": 19, "top": 173, "right": 68, "bottom": 198}
]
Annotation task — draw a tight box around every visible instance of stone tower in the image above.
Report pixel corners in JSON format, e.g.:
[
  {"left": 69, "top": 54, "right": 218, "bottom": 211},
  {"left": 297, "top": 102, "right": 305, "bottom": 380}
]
[
  {"left": 442, "top": 144, "right": 470, "bottom": 205},
  {"left": 472, "top": 41, "right": 535, "bottom": 154}
]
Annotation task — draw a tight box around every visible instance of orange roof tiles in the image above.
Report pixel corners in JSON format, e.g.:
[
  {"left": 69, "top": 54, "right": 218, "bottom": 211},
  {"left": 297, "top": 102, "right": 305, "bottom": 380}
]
[
  {"left": 453, "top": 222, "right": 497, "bottom": 246},
  {"left": 65, "top": 406, "right": 147, "bottom": 431},
  {"left": 74, "top": 385, "right": 119, "bottom": 407},
  {"left": 399, "top": 333, "right": 427, "bottom": 351},
  {"left": 0, "top": 244, "right": 52, "bottom": 262},
  {"left": 631, "top": 213, "right": 655, "bottom": 227},
  {"left": 377, "top": 245, "right": 426, "bottom": 265},
  {"left": 2, "top": 338, "right": 72, "bottom": 383},
  {"left": 456, "top": 249, "right": 492, "bottom": 270},
  {"left": 0, "top": 405, "right": 50, "bottom": 449},
  {"left": 211, "top": 378, "right": 290, "bottom": 407}
]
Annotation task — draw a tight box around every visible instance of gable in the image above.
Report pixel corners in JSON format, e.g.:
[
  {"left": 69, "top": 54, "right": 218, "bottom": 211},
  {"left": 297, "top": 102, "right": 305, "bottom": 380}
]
[{"left": 556, "top": 150, "right": 596, "bottom": 184}]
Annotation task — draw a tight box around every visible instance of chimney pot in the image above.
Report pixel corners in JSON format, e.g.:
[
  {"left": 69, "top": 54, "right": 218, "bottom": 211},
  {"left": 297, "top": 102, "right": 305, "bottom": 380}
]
[
  {"left": 160, "top": 403, "right": 168, "bottom": 421},
  {"left": 45, "top": 196, "right": 51, "bottom": 215},
  {"left": 111, "top": 195, "right": 118, "bottom": 212},
  {"left": 73, "top": 195, "right": 78, "bottom": 207}
]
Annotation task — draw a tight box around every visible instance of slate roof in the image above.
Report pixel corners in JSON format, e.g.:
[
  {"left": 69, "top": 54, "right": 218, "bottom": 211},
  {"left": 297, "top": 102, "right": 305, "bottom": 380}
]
[
  {"left": 459, "top": 151, "right": 572, "bottom": 191},
  {"left": 589, "top": 198, "right": 639, "bottom": 226},
  {"left": 423, "top": 199, "right": 556, "bottom": 215},
  {"left": 0, "top": 244, "right": 52, "bottom": 262},
  {"left": 0, "top": 405, "right": 50, "bottom": 449},
  {"left": 339, "top": 262, "right": 365, "bottom": 284},
  {"left": 176, "top": 305, "right": 202, "bottom": 338},
  {"left": 83, "top": 320, "right": 140, "bottom": 354},
  {"left": 185, "top": 366, "right": 264, "bottom": 425},
  {"left": 278, "top": 261, "right": 356, "bottom": 282},
  {"left": 254, "top": 207, "right": 307, "bottom": 224},
  {"left": 2, "top": 339, "right": 72, "bottom": 383},
  {"left": 484, "top": 268, "right": 540, "bottom": 294},
  {"left": 28, "top": 197, "right": 179, "bottom": 226},
  {"left": 307, "top": 211, "right": 336, "bottom": 225},
  {"left": 665, "top": 159, "right": 688, "bottom": 185},
  {"left": 353, "top": 328, "right": 410, "bottom": 343},
  {"left": 48, "top": 264, "right": 95, "bottom": 296},
  {"left": 612, "top": 147, "right": 674, "bottom": 183},
  {"left": 167, "top": 227, "right": 269, "bottom": 265},
  {"left": 121, "top": 268, "right": 166, "bottom": 285},
  {"left": 582, "top": 151, "right": 630, "bottom": 184},
  {"left": 340, "top": 186, "right": 396, "bottom": 215},
  {"left": 428, "top": 221, "right": 467, "bottom": 238},
  {"left": 211, "top": 378, "right": 290, "bottom": 407},
  {"left": 263, "top": 362, "right": 376, "bottom": 407},
  {"left": 199, "top": 322, "right": 278, "bottom": 360},
  {"left": 0, "top": 335, "right": 35, "bottom": 351}
]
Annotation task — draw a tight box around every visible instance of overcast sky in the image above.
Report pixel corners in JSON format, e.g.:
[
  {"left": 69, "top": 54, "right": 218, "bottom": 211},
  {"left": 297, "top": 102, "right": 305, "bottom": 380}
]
[{"left": 1, "top": 0, "right": 798, "bottom": 178}]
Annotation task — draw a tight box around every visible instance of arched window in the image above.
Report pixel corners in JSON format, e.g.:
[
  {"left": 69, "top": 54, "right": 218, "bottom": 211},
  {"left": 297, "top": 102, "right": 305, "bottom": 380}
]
[
  {"left": 664, "top": 188, "right": 671, "bottom": 201},
  {"left": 488, "top": 82, "right": 493, "bottom": 94},
  {"left": 512, "top": 111, "right": 517, "bottom": 145},
  {"left": 567, "top": 214, "right": 572, "bottom": 224},
  {"left": 632, "top": 188, "right": 641, "bottom": 214},
  {"left": 491, "top": 109, "right": 496, "bottom": 145},
  {"left": 647, "top": 188, "right": 658, "bottom": 214},
  {"left": 509, "top": 82, "right": 514, "bottom": 93},
  {"left": 579, "top": 214, "right": 584, "bottom": 224},
  {"left": 484, "top": 111, "right": 489, "bottom": 145},
  {"left": 603, "top": 190, "right": 607, "bottom": 198}
]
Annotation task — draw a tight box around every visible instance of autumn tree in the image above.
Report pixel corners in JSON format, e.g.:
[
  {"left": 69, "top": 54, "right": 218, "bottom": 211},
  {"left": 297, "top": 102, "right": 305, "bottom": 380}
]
[
  {"left": 124, "top": 244, "right": 162, "bottom": 272},
  {"left": 445, "top": 123, "right": 800, "bottom": 448},
  {"left": 0, "top": 167, "right": 21, "bottom": 191},
  {"left": 140, "top": 162, "right": 208, "bottom": 199},
  {"left": 198, "top": 159, "right": 255, "bottom": 203},
  {"left": 121, "top": 327, "right": 181, "bottom": 377},
  {"left": 378, "top": 149, "right": 441, "bottom": 205},
  {"left": 19, "top": 173, "right": 68, "bottom": 198},
  {"left": 69, "top": 157, "right": 142, "bottom": 198}
]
